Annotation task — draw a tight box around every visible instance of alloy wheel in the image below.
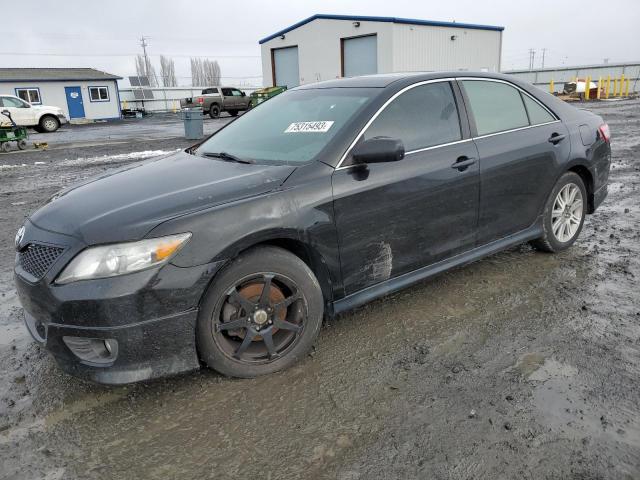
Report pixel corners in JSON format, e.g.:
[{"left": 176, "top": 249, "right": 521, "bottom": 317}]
[
  {"left": 551, "top": 183, "right": 583, "bottom": 243},
  {"left": 212, "top": 273, "right": 305, "bottom": 363}
]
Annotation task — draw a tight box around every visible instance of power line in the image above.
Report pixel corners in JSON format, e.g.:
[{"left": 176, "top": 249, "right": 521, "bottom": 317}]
[{"left": 0, "top": 52, "right": 260, "bottom": 58}]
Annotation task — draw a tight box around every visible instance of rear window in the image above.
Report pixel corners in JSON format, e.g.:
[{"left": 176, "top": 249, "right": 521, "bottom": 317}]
[
  {"left": 462, "top": 80, "right": 529, "bottom": 136},
  {"left": 521, "top": 94, "right": 556, "bottom": 125}
]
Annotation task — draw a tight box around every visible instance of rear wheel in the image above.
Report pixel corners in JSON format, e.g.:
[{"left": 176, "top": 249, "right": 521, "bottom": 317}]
[
  {"left": 209, "top": 104, "right": 220, "bottom": 119},
  {"left": 0, "top": 142, "right": 11, "bottom": 153},
  {"left": 530, "top": 172, "right": 587, "bottom": 253},
  {"left": 39, "top": 115, "right": 60, "bottom": 133},
  {"left": 197, "top": 246, "right": 323, "bottom": 378}
]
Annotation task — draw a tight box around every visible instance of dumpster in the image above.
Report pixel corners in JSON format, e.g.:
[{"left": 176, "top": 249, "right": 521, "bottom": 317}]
[
  {"left": 249, "top": 86, "right": 287, "bottom": 108},
  {"left": 181, "top": 107, "right": 204, "bottom": 140}
]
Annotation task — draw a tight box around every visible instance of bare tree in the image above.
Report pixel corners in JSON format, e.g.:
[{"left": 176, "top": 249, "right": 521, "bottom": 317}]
[
  {"left": 159, "top": 55, "right": 177, "bottom": 87},
  {"left": 135, "top": 54, "right": 157, "bottom": 86},
  {"left": 190, "top": 58, "right": 222, "bottom": 86}
]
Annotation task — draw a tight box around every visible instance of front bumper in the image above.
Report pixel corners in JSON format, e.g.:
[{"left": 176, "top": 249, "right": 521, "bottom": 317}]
[
  {"left": 14, "top": 221, "right": 225, "bottom": 384},
  {"left": 57, "top": 114, "right": 68, "bottom": 125}
]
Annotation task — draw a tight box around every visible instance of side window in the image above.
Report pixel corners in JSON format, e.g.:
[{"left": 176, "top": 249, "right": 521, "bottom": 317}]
[
  {"left": 521, "top": 93, "right": 555, "bottom": 125},
  {"left": 2, "top": 97, "right": 27, "bottom": 108},
  {"left": 88, "top": 86, "right": 109, "bottom": 102},
  {"left": 232, "top": 89, "right": 244, "bottom": 97},
  {"left": 221, "top": 88, "right": 233, "bottom": 96},
  {"left": 462, "top": 80, "right": 529, "bottom": 136},
  {"left": 364, "top": 82, "right": 462, "bottom": 152}
]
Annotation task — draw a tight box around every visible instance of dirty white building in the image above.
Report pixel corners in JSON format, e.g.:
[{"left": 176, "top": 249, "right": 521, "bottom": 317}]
[
  {"left": 259, "top": 14, "right": 504, "bottom": 88},
  {"left": 0, "top": 68, "right": 122, "bottom": 121}
]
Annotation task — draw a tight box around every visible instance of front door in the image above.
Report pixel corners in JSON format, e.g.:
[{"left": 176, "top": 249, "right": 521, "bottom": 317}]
[
  {"left": 0, "top": 96, "right": 36, "bottom": 126},
  {"left": 333, "top": 81, "right": 480, "bottom": 295},
  {"left": 64, "top": 86, "right": 85, "bottom": 119}
]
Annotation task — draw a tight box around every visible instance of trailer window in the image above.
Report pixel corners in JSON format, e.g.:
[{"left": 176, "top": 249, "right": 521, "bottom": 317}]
[
  {"left": 89, "top": 86, "right": 110, "bottom": 102},
  {"left": 15, "top": 88, "right": 41, "bottom": 105}
]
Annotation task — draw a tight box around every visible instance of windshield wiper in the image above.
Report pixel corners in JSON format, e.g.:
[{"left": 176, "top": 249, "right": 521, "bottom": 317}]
[{"left": 200, "top": 151, "right": 254, "bottom": 164}]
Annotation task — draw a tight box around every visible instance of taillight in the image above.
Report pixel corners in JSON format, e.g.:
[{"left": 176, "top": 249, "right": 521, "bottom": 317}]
[
  {"left": 598, "top": 123, "right": 610, "bottom": 143},
  {"left": 196, "top": 97, "right": 204, "bottom": 104}
]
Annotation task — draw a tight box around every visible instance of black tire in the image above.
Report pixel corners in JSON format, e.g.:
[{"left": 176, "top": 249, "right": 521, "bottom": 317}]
[
  {"left": 228, "top": 110, "right": 238, "bottom": 117},
  {"left": 17, "top": 139, "right": 28, "bottom": 150},
  {"left": 1, "top": 142, "right": 11, "bottom": 153},
  {"left": 39, "top": 115, "right": 60, "bottom": 133},
  {"left": 530, "top": 172, "right": 587, "bottom": 253},
  {"left": 197, "top": 246, "right": 323, "bottom": 378},
  {"left": 209, "top": 104, "right": 220, "bottom": 119}
]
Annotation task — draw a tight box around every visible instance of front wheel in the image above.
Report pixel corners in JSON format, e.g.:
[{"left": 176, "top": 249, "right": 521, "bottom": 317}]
[
  {"left": 39, "top": 115, "right": 60, "bottom": 133},
  {"left": 17, "top": 139, "right": 28, "bottom": 150},
  {"left": 197, "top": 246, "right": 324, "bottom": 378},
  {"left": 530, "top": 172, "right": 587, "bottom": 253}
]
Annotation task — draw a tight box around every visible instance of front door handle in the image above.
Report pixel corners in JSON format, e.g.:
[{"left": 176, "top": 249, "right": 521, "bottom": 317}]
[
  {"left": 451, "top": 156, "right": 477, "bottom": 171},
  {"left": 548, "top": 133, "right": 566, "bottom": 144}
]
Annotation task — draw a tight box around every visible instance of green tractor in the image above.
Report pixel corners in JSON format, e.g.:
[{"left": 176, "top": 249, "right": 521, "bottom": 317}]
[{"left": 249, "top": 86, "right": 287, "bottom": 109}]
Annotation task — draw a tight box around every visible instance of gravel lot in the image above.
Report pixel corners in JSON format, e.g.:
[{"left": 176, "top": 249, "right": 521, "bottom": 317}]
[{"left": 1, "top": 101, "right": 639, "bottom": 480}]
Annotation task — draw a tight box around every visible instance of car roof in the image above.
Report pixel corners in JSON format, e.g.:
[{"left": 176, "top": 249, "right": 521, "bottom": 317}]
[{"left": 295, "top": 71, "right": 521, "bottom": 89}]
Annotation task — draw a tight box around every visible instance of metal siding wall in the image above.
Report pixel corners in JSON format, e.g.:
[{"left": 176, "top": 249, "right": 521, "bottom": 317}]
[
  {"left": 507, "top": 64, "right": 640, "bottom": 93},
  {"left": 261, "top": 19, "right": 394, "bottom": 86},
  {"left": 391, "top": 24, "right": 501, "bottom": 72}
]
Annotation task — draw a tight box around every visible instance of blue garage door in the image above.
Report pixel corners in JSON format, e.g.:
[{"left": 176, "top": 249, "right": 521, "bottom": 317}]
[
  {"left": 343, "top": 35, "right": 378, "bottom": 77},
  {"left": 64, "top": 86, "right": 85, "bottom": 119},
  {"left": 273, "top": 46, "right": 299, "bottom": 88}
]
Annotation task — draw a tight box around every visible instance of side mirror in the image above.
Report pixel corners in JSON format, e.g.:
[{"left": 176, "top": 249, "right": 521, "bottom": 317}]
[
  {"left": 241, "top": 91, "right": 246, "bottom": 97},
  {"left": 1, "top": 110, "right": 10, "bottom": 118},
  {"left": 351, "top": 137, "right": 405, "bottom": 165}
]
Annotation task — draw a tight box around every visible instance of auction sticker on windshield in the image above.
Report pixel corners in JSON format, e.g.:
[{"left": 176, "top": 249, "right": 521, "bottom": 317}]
[{"left": 285, "top": 121, "right": 335, "bottom": 133}]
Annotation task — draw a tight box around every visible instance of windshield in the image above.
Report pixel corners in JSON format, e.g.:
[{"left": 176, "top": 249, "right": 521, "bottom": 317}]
[{"left": 196, "top": 88, "right": 377, "bottom": 165}]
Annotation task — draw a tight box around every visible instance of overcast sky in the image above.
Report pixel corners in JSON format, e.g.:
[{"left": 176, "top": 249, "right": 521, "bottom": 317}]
[{"left": 2, "top": 0, "right": 638, "bottom": 87}]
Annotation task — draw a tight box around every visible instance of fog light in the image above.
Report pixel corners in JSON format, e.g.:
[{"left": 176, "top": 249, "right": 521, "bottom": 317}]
[{"left": 63, "top": 336, "right": 118, "bottom": 365}]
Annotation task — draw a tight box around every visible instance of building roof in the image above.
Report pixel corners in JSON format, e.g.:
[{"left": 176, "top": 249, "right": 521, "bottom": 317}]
[
  {"left": 259, "top": 14, "right": 504, "bottom": 44},
  {"left": 0, "top": 68, "right": 122, "bottom": 83}
]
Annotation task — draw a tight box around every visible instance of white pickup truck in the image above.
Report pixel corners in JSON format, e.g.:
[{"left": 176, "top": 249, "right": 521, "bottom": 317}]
[{"left": 0, "top": 94, "right": 68, "bottom": 132}]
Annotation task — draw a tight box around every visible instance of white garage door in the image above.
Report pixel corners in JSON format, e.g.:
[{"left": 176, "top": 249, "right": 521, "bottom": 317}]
[
  {"left": 273, "top": 46, "right": 300, "bottom": 88},
  {"left": 343, "top": 35, "right": 378, "bottom": 77}
]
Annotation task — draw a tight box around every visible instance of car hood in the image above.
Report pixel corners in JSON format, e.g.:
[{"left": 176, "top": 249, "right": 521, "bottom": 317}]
[{"left": 29, "top": 150, "right": 296, "bottom": 245}]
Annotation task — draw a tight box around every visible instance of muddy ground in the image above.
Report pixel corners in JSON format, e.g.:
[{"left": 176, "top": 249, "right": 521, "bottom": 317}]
[{"left": 0, "top": 102, "right": 639, "bottom": 479}]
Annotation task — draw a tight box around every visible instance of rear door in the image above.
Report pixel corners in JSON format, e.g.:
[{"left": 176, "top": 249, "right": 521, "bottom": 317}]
[
  {"left": 221, "top": 88, "right": 236, "bottom": 109},
  {"left": 459, "top": 79, "right": 570, "bottom": 244},
  {"left": 332, "top": 80, "right": 480, "bottom": 295}
]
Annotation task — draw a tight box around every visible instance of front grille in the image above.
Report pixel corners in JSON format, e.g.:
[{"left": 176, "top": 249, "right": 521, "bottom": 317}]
[{"left": 18, "top": 244, "right": 64, "bottom": 279}]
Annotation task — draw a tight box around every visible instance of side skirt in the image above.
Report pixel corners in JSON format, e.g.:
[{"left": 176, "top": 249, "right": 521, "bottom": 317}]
[{"left": 330, "top": 220, "right": 543, "bottom": 317}]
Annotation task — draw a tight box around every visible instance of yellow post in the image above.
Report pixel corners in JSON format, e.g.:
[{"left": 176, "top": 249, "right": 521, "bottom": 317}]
[
  {"left": 624, "top": 79, "right": 630, "bottom": 97},
  {"left": 606, "top": 75, "right": 611, "bottom": 99},
  {"left": 613, "top": 78, "right": 618, "bottom": 97},
  {"left": 123, "top": 100, "right": 128, "bottom": 110},
  {"left": 619, "top": 74, "right": 625, "bottom": 97},
  {"left": 549, "top": 79, "right": 554, "bottom": 94},
  {"left": 597, "top": 77, "right": 602, "bottom": 99},
  {"left": 585, "top": 75, "right": 591, "bottom": 100}
]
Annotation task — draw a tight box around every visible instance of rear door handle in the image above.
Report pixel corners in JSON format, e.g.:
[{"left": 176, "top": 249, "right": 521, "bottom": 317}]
[
  {"left": 451, "top": 156, "right": 477, "bottom": 171},
  {"left": 548, "top": 133, "right": 566, "bottom": 144}
]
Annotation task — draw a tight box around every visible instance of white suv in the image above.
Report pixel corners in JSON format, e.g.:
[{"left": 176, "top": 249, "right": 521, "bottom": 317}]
[{"left": 0, "top": 95, "right": 68, "bottom": 133}]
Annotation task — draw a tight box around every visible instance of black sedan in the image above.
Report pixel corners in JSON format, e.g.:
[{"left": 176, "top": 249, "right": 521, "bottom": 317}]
[{"left": 14, "top": 72, "right": 611, "bottom": 384}]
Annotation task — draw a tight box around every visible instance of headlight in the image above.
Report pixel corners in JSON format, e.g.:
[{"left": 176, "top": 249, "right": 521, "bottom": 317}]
[{"left": 55, "top": 233, "right": 191, "bottom": 284}]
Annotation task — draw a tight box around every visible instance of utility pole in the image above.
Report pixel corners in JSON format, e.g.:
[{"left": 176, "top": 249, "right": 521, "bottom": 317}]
[
  {"left": 139, "top": 35, "right": 151, "bottom": 80},
  {"left": 528, "top": 49, "right": 536, "bottom": 71},
  {"left": 541, "top": 48, "right": 547, "bottom": 69}
]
